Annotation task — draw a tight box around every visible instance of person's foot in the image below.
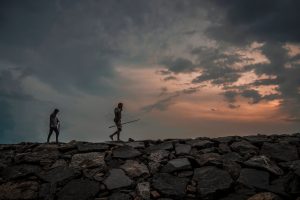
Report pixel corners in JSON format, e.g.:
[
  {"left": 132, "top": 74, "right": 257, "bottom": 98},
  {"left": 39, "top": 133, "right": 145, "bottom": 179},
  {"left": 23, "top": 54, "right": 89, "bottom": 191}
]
[{"left": 109, "top": 135, "right": 113, "bottom": 141}]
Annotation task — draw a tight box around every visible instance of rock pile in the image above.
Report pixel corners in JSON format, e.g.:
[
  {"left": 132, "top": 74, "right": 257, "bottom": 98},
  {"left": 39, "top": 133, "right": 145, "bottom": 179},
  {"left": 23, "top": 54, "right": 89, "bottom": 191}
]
[{"left": 1, "top": 133, "right": 300, "bottom": 200}]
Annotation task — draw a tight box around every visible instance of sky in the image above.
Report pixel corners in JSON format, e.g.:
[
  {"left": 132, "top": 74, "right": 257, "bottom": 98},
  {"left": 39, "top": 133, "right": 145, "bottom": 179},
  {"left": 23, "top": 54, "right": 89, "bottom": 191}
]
[{"left": 1, "top": 0, "right": 300, "bottom": 143}]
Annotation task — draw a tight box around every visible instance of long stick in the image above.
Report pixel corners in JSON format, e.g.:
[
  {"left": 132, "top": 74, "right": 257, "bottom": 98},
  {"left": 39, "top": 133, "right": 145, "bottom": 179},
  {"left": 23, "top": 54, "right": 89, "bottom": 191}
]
[{"left": 108, "top": 119, "right": 140, "bottom": 128}]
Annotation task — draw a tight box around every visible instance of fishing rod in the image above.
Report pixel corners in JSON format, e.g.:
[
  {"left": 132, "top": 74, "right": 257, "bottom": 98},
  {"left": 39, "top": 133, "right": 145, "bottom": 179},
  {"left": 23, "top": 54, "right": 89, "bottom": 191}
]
[{"left": 108, "top": 119, "right": 140, "bottom": 128}]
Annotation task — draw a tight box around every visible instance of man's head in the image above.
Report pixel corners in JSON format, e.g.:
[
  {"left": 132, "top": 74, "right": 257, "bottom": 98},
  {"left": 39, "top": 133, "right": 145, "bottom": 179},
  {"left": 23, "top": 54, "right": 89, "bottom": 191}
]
[
  {"left": 118, "top": 103, "right": 123, "bottom": 109},
  {"left": 54, "top": 108, "right": 59, "bottom": 114}
]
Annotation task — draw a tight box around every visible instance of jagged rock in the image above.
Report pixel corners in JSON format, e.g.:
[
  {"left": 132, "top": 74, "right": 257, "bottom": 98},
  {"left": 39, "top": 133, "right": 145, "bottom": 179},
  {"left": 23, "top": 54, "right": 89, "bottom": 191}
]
[
  {"left": 148, "top": 161, "right": 161, "bottom": 173},
  {"left": 0, "top": 181, "right": 39, "bottom": 200},
  {"left": 193, "top": 166, "right": 233, "bottom": 197},
  {"left": 175, "top": 143, "right": 191, "bottom": 155},
  {"left": 214, "top": 136, "right": 238, "bottom": 143},
  {"left": 109, "top": 192, "right": 132, "bottom": 200},
  {"left": 0, "top": 164, "right": 41, "bottom": 180},
  {"left": 39, "top": 183, "right": 56, "bottom": 200},
  {"left": 50, "top": 159, "right": 67, "bottom": 169},
  {"left": 196, "top": 153, "right": 223, "bottom": 166},
  {"left": 127, "top": 141, "right": 145, "bottom": 149},
  {"left": 237, "top": 168, "right": 270, "bottom": 189},
  {"left": 148, "top": 150, "right": 169, "bottom": 162},
  {"left": 39, "top": 166, "right": 80, "bottom": 184},
  {"left": 218, "top": 143, "right": 232, "bottom": 153},
  {"left": 57, "top": 179, "right": 99, "bottom": 200},
  {"left": 120, "top": 160, "right": 149, "bottom": 177},
  {"left": 146, "top": 142, "right": 173, "bottom": 152},
  {"left": 279, "top": 160, "right": 300, "bottom": 176},
  {"left": 247, "top": 192, "right": 282, "bottom": 200},
  {"left": 113, "top": 146, "right": 141, "bottom": 158},
  {"left": 161, "top": 158, "right": 191, "bottom": 173},
  {"left": 244, "top": 155, "right": 283, "bottom": 175},
  {"left": 70, "top": 152, "right": 106, "bottom": 169},
  {"left": 103, "top": 169, "right": 133, "bottom": 190},
  {"left": 77, "top": 142, "right": 109, "bottom": 152},
  {"left": 137, "top": 182, "right": 150, "bottom": 200},
  {"left": 223, "top": 160, "right": 242, "bottom": 180},
  {"left": 15, "top": 150, "right": 60, "bottom": 164},
  {"left": 231, "top": 140, "right": 258, "bottom": 156},
  {"left": 244, "top": 135, "right": 272, "bottom": 145},
  {"left": 152, "top": 173, "right": 189, "bottom": 198},
  {"left": 261, "top": 142, "right": 299, "bottom": 161},
  {"left": 222, "top": 152, "right": 244, "bottom": 162},
  {"left": 187, "top": 139, "right": 214, "bottom": 149},
  {"left": 177, "top": 170, "right": 194, "bottom": 177}
]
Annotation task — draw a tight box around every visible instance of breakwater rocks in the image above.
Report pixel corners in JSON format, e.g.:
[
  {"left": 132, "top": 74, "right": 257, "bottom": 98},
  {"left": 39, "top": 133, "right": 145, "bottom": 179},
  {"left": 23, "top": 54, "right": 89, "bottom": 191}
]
[{"left": 1, "top": 134, "right": 300, "bottom": 200}]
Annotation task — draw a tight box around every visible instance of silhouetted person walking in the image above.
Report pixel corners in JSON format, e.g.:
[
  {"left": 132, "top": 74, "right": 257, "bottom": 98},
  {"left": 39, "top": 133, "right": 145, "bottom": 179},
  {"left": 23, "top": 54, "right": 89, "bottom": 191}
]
[
  {"left": 110, "top": 103, "right": 123, "bottom": 141},
  {"left": 47, "top": 108, "right": 60, "bottom": 144}
]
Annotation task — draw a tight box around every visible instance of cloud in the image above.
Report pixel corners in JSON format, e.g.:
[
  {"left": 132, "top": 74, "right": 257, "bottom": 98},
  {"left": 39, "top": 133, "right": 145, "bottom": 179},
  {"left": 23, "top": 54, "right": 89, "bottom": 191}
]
[
  {"left": 160, "top": 57, "right": 196, "bottom": 74},
  {"left": 141, "top": 94, "right": 179, "bottom": 113}
]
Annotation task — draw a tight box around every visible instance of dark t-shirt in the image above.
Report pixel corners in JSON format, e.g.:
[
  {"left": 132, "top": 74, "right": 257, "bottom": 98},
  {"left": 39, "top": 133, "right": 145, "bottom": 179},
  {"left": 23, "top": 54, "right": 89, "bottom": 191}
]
[
  {"left": 50, "top": 113, "right": 59, "bottom": 128},
  {"left": 114, "top": 107, "right": 122, "bottom": 123}
]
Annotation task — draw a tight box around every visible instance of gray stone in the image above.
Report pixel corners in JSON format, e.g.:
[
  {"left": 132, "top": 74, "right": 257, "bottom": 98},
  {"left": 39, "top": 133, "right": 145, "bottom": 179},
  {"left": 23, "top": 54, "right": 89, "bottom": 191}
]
[
  {"left": 0, "top": 164, "right": 41, "bottom": 180},
  {"left": 152, "top": 173, "right": 189, "bottom": 198},
  {"left": 187, "top": 140, "right": 214, "bottom": 149},
  {"left": 193, "top": 166, "right": 233, "bottom": 197},
  {"left": 137, "top": 182, "right": 150, "bottom": 200},
  {"left": 112, "top": 146, "right": 141, "bottom": 158},
  {"left": 109, "top": 192, "right": 132, "bottom": 200},
  {"left": 261, "top": 142, "right": 299, "bottom": 161},
  {"left": 146, "top": 142, "right": 173, "bottom": 152},
  {"left": 218, "top": 143, "right": 231, "bottom": 154},
  {"left": 231, "top": 140, "right": 258, "bottom": 155},
  {"left": 57, "top": 179, "right": 99, "bottom": 200},
  {"left": 214, "top": 136, "right": 237, "bottom": 143},
  {"left": 0, "top": 181, "right": 39, "bottom": 200},
  {"left": 120, "top": 160, "right": 149, "bottom": 177},
  {"left": 39, "top": 166, "right": 80, "bottom": 184},
  {"left": 196, "top": 153, "right": 223, "bottom": 166},
  {"left": 222, "top": 152, "right": 244, "bottom": 162},
  {"left": 148, "top": 150, "right": 169, "bottom": 162},
  {"left": 77, "top": 142, "right": 109, "bottom": 152},
  {"left": 247, "top": 192, "right": 282, "bottom": 200},
  {"left": 104, "top": 169, "right": 133, "bottom": 190},
  {"left": 50, "top": 159, "right": 67, "bottom": 169},
  {"left": 70, "top": 152, "right": 106, "bottom": 169},
  {"left": 237, "top": 168, "right": 270, "bottom": 189},
  {"left": 223, "top": 160, "right": 242, "bottom": 180},
  {"left": 244, "top": 135, "right": 272, "bottom": 145},
  {"left": 161, "top": 158, "right": 191, "bottom": 173},
  {"left": 148, "top": 161, "right": 161, "bottom": 173},
  {"left": 175, "top": 144, "right": 191, "bottom": 155},
  {"left": 127, "top": 141, "right": 145, "bottom": 149},
  {"left": 244, "top": 155, "right": 283, "bottom": 175}
]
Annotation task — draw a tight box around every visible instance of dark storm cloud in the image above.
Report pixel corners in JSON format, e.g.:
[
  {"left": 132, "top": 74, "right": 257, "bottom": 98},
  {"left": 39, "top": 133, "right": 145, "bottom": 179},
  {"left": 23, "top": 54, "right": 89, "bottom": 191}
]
[
  {"left": 223, "top": 90, "right": 238, "bottom": 103},
  {"left": 206, "top": 0, "right": 300, "bottom": 45},
  {"left": 160, "top": 57, "right": 196, "bottom": 74},
  {"left": 141, "top": 94, "right": 179, "bottom": 113}
]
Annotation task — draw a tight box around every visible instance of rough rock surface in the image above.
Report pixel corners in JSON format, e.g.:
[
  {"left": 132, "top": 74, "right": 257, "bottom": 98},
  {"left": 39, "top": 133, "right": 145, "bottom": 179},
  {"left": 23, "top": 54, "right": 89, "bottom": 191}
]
[{"left": 0, "top": 133, "right": 299, "bottom": 199}]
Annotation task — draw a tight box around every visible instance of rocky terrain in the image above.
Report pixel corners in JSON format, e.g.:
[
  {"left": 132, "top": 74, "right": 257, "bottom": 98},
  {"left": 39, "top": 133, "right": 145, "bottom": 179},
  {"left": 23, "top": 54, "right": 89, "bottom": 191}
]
[{"left": 1, "top": 133, "right": 300, "bottom": 200}]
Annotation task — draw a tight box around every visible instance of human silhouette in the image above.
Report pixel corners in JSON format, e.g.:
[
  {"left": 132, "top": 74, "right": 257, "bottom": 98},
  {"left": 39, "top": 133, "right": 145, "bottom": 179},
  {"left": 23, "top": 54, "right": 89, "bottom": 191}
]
[
  {"left": 47, "top": 108, "right": 60, "bottom": 144},
  {"left": 110, "top": 103, "right": 123, "bottom": 141}
]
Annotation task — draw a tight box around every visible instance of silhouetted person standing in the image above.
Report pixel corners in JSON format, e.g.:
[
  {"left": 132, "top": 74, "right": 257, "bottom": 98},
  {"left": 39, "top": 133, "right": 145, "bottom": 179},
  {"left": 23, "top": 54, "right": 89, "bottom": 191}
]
[
  {"left": 47, "top": 108, "right": 60, "bottom": 144},
  {"left": 110, "top": 103, "right": 123, "bottom": 141}
]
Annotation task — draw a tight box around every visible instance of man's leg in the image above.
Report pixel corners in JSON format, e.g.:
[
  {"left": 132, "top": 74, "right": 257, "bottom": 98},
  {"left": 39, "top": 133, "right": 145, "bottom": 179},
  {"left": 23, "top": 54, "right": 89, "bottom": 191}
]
[
  {"left": 54, "top": 128, "right": 59, "bottom": 144},
  {"left": 117, "top": 128, "right": 121, "bottom": 141},
  {"left": 47, "top": 128, "right": 53, "bottom": 143}
]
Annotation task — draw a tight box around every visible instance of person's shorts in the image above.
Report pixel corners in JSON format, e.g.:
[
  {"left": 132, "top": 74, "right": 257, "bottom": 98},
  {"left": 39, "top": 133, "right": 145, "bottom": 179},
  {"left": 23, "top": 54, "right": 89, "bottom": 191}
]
[{"left": 115, "top": 121, "right": 122, "bottom": 130}]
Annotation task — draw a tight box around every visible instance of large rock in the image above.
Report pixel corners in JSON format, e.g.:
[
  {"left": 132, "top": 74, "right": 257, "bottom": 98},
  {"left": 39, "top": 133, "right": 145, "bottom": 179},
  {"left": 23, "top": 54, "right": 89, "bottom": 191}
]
[
  {"left": 244, "top": 155, "right": 283, "bottom": 175},
  {"left": 112, "top": 146, "right": 141, "bottom": 158},
  {"left": 231, "top": 140, "right": 258, "bottom": 155},
  {"left": 127, "top": 141, "right": 145, "bottom": 149},
  {"left": 175, "top": 143, "right": 191, "bottom": 155},
  {"left": 244, "top": 135, "right": 272, "bottom": 145},
  {"left": 70, "top": 152, "right": 106, "bottom": 169},
  {"left": 0, "top": 181, "right": 39, "bottom": 200},
  {"left": 0, "top": 164, "right": 41, "bottom": 180},
  {"left": 120, "top": 160, "right": 149, "bottom": 177},
  {"left": 237, "top": 168, "right": 270, "bottom": 189},
  {"left": 39, "top": 166, "right": 80, "bottom": 184},
  {"left": 137, "top": 182, "right": 150, "bottom": 200},
  {"left": 148, "top": 150, "right": 169, "bottom": 162},
  {"left": 222, "top": 152, "right": 244, "bottom": 162},
  {"left": 247, "top": 192, "right": 282, "bottom": 200},
  {"left": 193, "top": 166, "right": 233, "bottom": 197},
  {"left": 109, "top": 192, "right": 132, "bottom": 200},
  {"left": 152, "top": 173, "right": 189, "bottom": 199},
  {"left": 196, "top": 153, "right": 223, "bottom": 166},
  {"left": 103, "top": 169, "right": 133, "bottom": 190},
  {"left": 77, "top": 142, "right": 109, "bottom": 152},
  {"left": 187, "top": 140, "right": 214, "bottom": 149},
  {"left": 261, "top": 142, "right": 299, "bottom": 161},
  {"left": 161, "top": 158, "right": 191, "bottom": 173},
  {"left": 57, "top": 179, "right": 99, "bottom": 200},
  {"left": 146, "top": 142, "right": 173, "bottom": 152}
]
